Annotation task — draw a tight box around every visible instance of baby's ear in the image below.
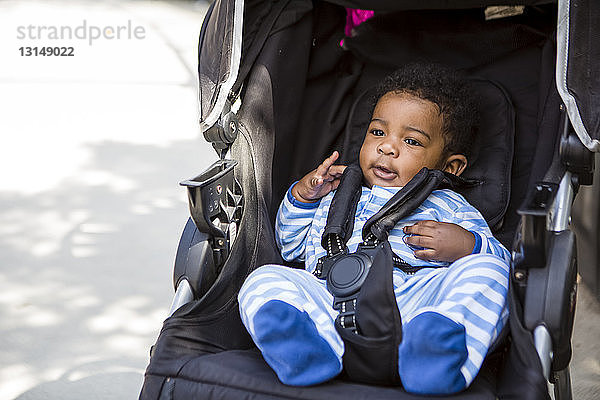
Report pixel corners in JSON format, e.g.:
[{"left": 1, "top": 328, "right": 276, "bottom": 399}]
[{"left": 443, "top": 154, "right": 468, "bottom": 176}]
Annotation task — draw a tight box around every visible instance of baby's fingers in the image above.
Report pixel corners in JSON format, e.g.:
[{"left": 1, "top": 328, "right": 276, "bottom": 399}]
[
  {"left": 327, "top": 164, "right": 347, "bottom": 178},
  {"left": 310, "top": 176, "right": 324, "bottom": 187},
  {"left": 413, "top": 249, "right": 437, "bottom": 261},
  {"left": 403, "top": 220, "right": 437, "bottom": 236},
  {"left": 404, "top": 234, "right": 434, "bottom": 249},
  {"left": 316, "top": 151, "right": 340, "bottom": 176}
]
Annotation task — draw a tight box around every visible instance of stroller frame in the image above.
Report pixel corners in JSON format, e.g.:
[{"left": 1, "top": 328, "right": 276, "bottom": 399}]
[{"left": 141, "top": 1, "right": 599, "bottom": 399}]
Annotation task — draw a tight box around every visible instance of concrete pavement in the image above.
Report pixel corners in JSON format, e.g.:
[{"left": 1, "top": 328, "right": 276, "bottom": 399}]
[
  {"left": 0, "top": 1, "right": 216, "bottom": 398},
  {"left": 0, "top": 0, "right": 597, "bottom": 399}
]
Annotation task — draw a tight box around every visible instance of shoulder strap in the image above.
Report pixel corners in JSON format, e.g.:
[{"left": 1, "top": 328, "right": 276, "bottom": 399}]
[
  {"left": 321, "top": 163, "right": 363, "bottom": 256},
  {"left": 362, "top": 168, "right": 478, "bottom": 243},
  {"left": 321, "top": 166, "right": 480, "bottom": 253}
]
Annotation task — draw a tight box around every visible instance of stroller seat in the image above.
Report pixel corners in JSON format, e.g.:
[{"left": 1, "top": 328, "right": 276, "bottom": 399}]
[
  {"left": 141, "top": 1, "right": 599, "bottom": 399},
  {"left": 144, "top": 348, "right": 499, "bottom": 399},
  {"left": 142, "top": 59, "right": 516, "bottom": 400}
]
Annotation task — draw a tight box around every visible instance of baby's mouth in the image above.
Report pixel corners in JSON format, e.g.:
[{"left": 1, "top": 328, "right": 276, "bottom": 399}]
[{"left": 372, "top": 165, "right": 397, "bottom": 180}]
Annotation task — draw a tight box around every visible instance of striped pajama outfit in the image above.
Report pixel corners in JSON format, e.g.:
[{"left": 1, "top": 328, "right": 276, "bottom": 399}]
[{"left": 239, "top": 183, "right": 510, "bottom": 394}]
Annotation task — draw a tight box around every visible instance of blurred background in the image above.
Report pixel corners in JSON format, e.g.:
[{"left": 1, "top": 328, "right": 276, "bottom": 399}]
[
  {"left": 0, "top": 1, "right": 597, "bottom": 399},
  {"left": 0, "top": 1, "right": 216, "bottom": 398}
]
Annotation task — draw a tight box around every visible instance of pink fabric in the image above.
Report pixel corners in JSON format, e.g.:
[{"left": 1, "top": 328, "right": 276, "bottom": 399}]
[
  {"left": 344, "top": 8, "right": 374, "bottom": 37},
  {"left": 341, "top": 8, "right": 374, "bottom": 47}
]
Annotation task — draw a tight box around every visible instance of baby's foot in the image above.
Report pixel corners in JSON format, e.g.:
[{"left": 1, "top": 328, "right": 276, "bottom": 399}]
[
  {"left": 253, "top": 300, "right": 342, "bottom": 386},
  {"left": 398, "top": 311, "right": 468, "bottom": 394}
]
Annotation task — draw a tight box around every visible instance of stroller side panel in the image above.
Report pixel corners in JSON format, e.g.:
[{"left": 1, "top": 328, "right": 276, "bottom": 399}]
[
  {"left": 198, "top": 0, "right": 243, "bottom": 131},
  {"left": 141, "top": 20, "right": 316, "bottom": 397},
  {"left": 556, "top": 0, "right": 600, "bottom": 151}
]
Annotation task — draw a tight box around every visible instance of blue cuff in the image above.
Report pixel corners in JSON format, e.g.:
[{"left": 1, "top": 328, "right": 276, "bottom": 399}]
[
  {"left": 470, "top": 231, "right": 482, "bottom": 254},
  {"left": 287, "top": 182, "right": 321, "bottom": 209}
]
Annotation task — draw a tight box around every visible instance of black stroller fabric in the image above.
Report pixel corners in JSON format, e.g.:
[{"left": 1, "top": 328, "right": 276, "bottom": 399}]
[
  {"left": 141, "top": 2, "right": 566, "bottom": 399},
  {"left": 335, "top": 240, "right": 404, "bottom": 385},
  {"left": 147, "top": 348, "right": 498, "bottom": 400}
]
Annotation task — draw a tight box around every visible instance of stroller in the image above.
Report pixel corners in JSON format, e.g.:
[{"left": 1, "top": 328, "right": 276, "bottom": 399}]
[{"left": 140, "top": 0, "right": 599, "bottom": 398}]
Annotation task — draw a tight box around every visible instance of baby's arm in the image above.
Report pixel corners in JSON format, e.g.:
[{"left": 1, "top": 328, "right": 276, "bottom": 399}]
[{"left": 276, "top": 152, "right": 347, "bottom": 261}]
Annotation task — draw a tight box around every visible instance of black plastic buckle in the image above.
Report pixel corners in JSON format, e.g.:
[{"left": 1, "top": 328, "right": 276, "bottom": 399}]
[
  {"left": 335, "top": 299, "right": 358, "bottom": 334},
  {"left": 559, "top": 107, "right": 595, "bottom": 185},
  {"left": 202, "top": 100, "right": 239, "bottom": 159},
  {"left": 361, "top": 234, "right": 379, "bottom": 249},
  {"left": 180, "top": 159, "right": 243, "bottom": 268},
  {"left": 313, "top": 249, "right": 348, "bottom": 279}
]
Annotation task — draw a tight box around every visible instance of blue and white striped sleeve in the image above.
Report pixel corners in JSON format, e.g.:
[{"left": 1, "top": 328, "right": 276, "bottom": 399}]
[
  {"left": 452, "top": 200, "right": 511, "bottom": 263},
  {"left": 275, "top": 182, "right": 321, "bottom": 262}
]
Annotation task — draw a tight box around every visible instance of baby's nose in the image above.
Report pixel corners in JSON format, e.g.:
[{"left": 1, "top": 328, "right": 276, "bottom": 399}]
[{"left": 377, "top": 141, "right": 398, "bottom": 156}]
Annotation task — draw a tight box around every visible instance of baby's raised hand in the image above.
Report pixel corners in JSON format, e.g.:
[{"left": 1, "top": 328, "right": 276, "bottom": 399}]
[
  {"left": 292, "top": 151, "right": 347, "bottom": 202},
  {"left": 403, "top": 220, "right": 476, "bottom": 263}
]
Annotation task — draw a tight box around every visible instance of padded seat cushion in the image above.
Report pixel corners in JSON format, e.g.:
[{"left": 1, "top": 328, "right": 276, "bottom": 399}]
[{"left": 154, "top": 348, "right": 497, "bottom": 399}]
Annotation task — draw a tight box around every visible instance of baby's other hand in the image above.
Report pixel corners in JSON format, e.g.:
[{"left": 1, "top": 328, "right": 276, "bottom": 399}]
[
  {"left": 403, "top": 220, "right": 475, "bottom": 263},
  {"left": 292, "top": 151, "right": 347, "bottom": 202}
]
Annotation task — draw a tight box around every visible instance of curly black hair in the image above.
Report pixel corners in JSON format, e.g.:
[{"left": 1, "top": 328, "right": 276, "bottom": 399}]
[{"left": 371, "top": 63, "right": 478, "bottom": 159}]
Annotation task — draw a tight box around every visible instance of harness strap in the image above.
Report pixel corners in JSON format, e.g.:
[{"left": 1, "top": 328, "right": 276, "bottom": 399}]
[
  {"left": 315, "top": 165, "right": 478, "bottom": 385},
  {"left": 363, "top": 168, "right": 478, "bottom": 242},
  {"left": 335, "top": 240, "right": 403, "bottom": 385},
  {"left": 331, "top": 256, "right": 423, "bottom": 336},
  {"left": 315, "top": 166, "right": 477, "bottom": 278},
  {"left": 393, "top": 255, "right": 425, "bottom": 274},
  {"left": 321, "top": 163, "right": 363, "bottom": 256}
]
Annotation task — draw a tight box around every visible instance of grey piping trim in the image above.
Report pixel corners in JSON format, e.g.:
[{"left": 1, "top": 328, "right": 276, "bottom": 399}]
[
  {"left": 534, "top": 325, "right": 553, "bottom": 381},
  {"left": 201, "top": 0, "right": 244, "bottom": 132},
  {"left": 556, "top": 0, "right": 600, "bottom": 152}
]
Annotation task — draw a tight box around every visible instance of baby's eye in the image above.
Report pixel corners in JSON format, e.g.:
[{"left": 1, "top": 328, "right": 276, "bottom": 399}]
[
  {"left": 370, "top": 129, "right": 385, "bottom": 137},
  {"left": 404, "top": 138, "right": 422, "bottom": 146}
]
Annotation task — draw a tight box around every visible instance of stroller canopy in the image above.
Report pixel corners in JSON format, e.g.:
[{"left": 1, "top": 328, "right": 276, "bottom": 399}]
[{"left": 198, "top": 0, "right": 600, "bottom": 152}]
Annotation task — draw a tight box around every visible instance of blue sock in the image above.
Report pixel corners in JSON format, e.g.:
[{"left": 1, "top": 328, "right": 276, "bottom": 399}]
[
  {"left": 398, "top": 311, "right": 468, "bottom": 394},
  {"left": 252, "top": 300, "right": 342, "bottom": 386}
]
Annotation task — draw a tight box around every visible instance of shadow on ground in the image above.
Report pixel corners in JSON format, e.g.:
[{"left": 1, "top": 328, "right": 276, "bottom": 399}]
[
  {"left": 0, "top": 138, "right": 216, "bottom": 399},
  {"left": 14, "top": 360, "right": 143, "bottom": 400}
]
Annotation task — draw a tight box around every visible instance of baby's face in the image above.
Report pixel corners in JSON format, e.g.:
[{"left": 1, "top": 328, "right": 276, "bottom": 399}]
[{"left": 359, "top": 92, "right": 447, "bottom": 188}]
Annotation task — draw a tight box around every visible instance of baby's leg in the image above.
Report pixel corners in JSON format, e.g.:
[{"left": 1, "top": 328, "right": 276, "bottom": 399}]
[
  {"left": 395, "top": 254, "right": 509, "bottom": 394},
  {"left": 238, "top": 264, "right": 343, "bottom": 386}
]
